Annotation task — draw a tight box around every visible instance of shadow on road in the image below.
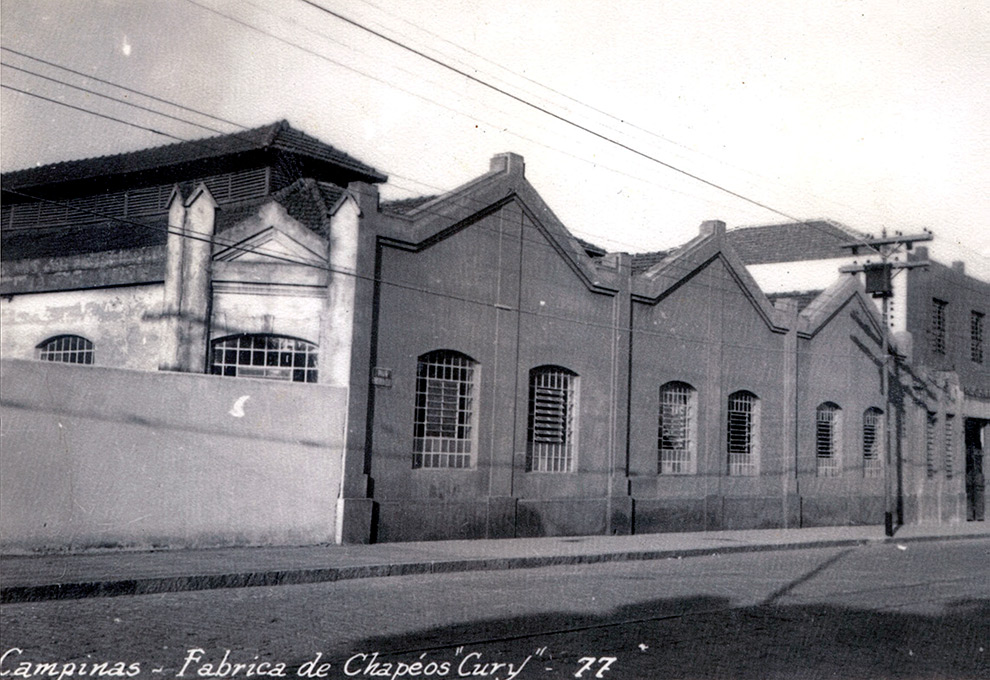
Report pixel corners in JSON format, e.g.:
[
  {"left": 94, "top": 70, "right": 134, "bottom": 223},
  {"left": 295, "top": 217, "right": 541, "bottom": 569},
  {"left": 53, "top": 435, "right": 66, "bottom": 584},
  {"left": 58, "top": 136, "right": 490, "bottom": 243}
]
[{"left": 349, "top": 594, "right": 990, "bottom": 679}]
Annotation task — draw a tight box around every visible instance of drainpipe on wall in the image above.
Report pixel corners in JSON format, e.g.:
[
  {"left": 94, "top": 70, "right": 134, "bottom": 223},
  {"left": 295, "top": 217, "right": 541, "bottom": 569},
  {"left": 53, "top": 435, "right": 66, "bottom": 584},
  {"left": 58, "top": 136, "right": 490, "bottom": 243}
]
[{"left": 774, "top": 298, "right": 800, "bottom": 529}]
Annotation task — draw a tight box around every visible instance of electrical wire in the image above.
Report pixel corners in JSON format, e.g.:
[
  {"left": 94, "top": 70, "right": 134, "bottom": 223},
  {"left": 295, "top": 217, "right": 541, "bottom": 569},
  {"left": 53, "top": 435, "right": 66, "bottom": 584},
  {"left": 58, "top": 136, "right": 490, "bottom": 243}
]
[
  {"left": 176, "top": 0, "right": 884, "bottom": 255},
  {"left": 338, "top": 0, "right": 882, "bottom": 226},
  {"left": 0, "top": 47, "right": 821, "bottom": 258},
  {"left": 0, "top": 46, "right": 248, "bottom": 130},
  {"left": 0, "top": 61, "right": 228, "bottom": 135},
  {"left": 296, "top": 0, "right": 836, "bottom": 232},
  {"left": 0, "top": 84, "right": 187, "bottom": 143}
]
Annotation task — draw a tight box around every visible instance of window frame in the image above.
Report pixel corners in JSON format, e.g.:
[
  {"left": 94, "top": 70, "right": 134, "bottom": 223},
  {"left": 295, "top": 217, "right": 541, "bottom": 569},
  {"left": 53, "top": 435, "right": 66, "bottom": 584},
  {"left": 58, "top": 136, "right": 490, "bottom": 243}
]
[
  {"left": 930, "top": 298, "right": 948, "bottom": 355},
  {"left": 816, "top": 402, "right": 842, "bottom": 477},
  {"left": 726, "top": 390, "right": 760, "bottom": 476},
  {"left": 944, "top": 414, "right": 955, "bottom": 480},
  {"left": 36, "top": 334, "right": 94, "bottom": 365},
  {"left": 209, "top": 333, "right": 318, "bottom": 383},
  {"left": 971, "top": 311, "right": 985, "bottom": 364},
  {"left": 412, "top": 350, "right": 479, "bottom": 470},
  {"left": 658, "top": 381, "right": 698, "bottom": 475},
  {"left": 925, "top": 411, "right": 938, "bottom": 479},
  {"left": 526, "top": 365, "right": 579, "bottom": 473},
  {"left": 862, "top": 407, "right": 884, "bottom": 479}
]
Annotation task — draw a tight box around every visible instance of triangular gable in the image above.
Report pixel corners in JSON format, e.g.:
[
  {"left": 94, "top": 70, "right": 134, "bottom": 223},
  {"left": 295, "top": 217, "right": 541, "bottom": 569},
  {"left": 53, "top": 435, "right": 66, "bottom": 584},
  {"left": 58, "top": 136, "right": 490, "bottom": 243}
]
[
  {"left": 798, "top": 275, "right": 885, "bottom": 340},
  {"left": 376, "top": 156, "right": 621, "bottom": 295},
  {"left": 214, "top": 200, "right": 327, "bottom": 264},
  {"left": 631, "top": 223, "right": 790, "bottom": 334}
]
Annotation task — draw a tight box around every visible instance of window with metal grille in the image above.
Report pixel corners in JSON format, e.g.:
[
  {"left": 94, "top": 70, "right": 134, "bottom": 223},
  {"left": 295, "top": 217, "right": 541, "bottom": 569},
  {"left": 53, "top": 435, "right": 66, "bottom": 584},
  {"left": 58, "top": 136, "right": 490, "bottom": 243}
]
[
  {"left": 816, "top": 402, "right": 841, "bottom": 477},
  {"left": 925, "top": 411, "right": 937, "bottom": 478},
  {"left": 727, "top": 391, "right": 759, "bottom": 476},
  {"left": 36, "top": 335, "right": 94, "bottom": 364},
  {"left": 930, "top": 298, "right": 948, "bottom": 355},
  {"left": 413, "top": 350, "right": 477, "bottom": 469},
  {"left": 527, "top": 366, "right": 578, "bottom": 473},
  {"left": 210, "top": 334, "right": 317, "bottom": 383},
  {"left": 659, "top": 382, "right": 697, "bottom": 474},
  {"left": 972, "top": 311, "right": 985, "bottom": 364},
  {"left": 863, "top": 407, "right": 883, "bottom": 478},
  {"left": 944, "top": 414, "right": 955, "bottom": 479}
]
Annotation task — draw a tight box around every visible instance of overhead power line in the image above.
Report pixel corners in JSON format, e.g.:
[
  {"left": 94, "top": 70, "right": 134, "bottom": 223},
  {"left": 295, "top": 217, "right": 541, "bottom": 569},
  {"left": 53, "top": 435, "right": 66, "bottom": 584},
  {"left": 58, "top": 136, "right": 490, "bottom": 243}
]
[
  {"left": 0, "top": 69, "right": 870, "bottom": 269},
  {"left": 1, "top": 61, "right": 228, "bottom": 135},
  {"left": 4, "top": 187, "right": 866, "bottom": 360},
  {"left": 0, "top": 84, "right": 187, "bottom": 143},
  {"left": 0, "top": 46, "right": 248, "bottom": 130},
  {"left": 297, "top": 0, "right": 812, "bottom": 228}
]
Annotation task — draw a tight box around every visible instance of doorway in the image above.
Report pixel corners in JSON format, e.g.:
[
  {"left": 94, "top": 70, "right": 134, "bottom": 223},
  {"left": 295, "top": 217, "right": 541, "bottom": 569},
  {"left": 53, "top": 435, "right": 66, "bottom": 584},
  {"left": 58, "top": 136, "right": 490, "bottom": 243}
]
[{"left": 965, "top": 418, "right": 986, "bottom": 521}]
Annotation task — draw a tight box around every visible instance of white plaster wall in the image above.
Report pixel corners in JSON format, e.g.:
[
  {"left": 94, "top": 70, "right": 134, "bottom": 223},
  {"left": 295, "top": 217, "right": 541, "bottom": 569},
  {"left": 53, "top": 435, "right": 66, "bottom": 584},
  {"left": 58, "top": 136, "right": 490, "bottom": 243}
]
[
  {"left": 0, "top": 285, "right": 165, "bottom": 370},
  {"left": 0, "top": 359, "right": 346, "bottom": 552},
  {"left": 323, "top": 196, "right": 360, "bottom": 388},
  {"left": 210, "top": 289, "right": 325, "bottom": 345}
]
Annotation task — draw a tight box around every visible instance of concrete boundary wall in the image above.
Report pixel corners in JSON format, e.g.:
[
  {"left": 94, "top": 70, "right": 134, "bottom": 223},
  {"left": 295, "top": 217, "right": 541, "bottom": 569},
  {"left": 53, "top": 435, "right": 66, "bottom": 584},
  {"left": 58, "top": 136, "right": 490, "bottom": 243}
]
[{"left": 0, "top": 359, "right": 346, "bottom": 553}]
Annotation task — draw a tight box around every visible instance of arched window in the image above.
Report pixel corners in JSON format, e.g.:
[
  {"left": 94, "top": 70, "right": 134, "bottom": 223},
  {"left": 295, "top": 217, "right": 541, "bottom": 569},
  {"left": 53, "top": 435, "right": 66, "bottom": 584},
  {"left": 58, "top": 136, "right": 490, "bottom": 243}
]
[
  {"left": 36, "top": 335, "right": 94, "bottom": 364},
  {"left": 659, "top": 381, "right": 697, "bottom": 474},
  {"left": 863, "top": 408, "right": 884, "bottom": 478},
  {"left": 413, "top": 350, "right": 478, "bottom": 469},
  {"left": 816, "top": 402, "right": 842, "bottom": 477},
  {"left": 727, "top": 391, "right": 759, "bottom": 476},
  {"left": 527, "top": 366, "right": 578, "bottom": 472},
  {"left": 210, "top": 334, "right": 318, "bottom": 383}
]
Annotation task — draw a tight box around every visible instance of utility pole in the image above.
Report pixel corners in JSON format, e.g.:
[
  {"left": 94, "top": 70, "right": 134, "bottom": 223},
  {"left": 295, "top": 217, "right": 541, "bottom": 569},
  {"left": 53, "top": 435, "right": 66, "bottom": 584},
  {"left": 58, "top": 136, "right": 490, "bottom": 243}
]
[{"left": 839, "top": 230, "right": 931, "bottom": 537}]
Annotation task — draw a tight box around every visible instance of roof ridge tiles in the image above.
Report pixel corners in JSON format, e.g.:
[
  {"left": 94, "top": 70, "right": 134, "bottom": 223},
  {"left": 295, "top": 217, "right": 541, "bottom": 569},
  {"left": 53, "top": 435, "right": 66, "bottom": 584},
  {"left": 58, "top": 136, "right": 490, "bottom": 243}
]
[{"left": 1, "top": 121, "right": 385, "bottom": 190}]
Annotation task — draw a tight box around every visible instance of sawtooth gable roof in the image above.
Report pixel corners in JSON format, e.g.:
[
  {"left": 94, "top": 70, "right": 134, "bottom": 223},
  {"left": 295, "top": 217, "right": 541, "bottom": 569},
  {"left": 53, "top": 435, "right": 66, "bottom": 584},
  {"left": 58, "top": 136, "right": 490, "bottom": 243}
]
[
  {"left": 631, "top": 222, "right": 789, "bottom": 333},
  {"left": 797, "top": 275, "right": 884, "bottom": 340},
  {"left": 377, "top": 154, "right": 622, "bottom": 295}
]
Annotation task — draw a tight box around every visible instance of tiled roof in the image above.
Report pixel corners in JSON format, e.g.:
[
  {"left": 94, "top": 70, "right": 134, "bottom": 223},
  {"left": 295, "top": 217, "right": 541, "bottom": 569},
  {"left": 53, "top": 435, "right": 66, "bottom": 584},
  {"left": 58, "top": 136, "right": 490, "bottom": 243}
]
[
  {"left": 270, "top": 179, "right": 344, "bottom": 240},
  {"left": 766, "top": 290, "right": 824, "bottom": 313},
  {"left": 1, "top": 120, "right": 387, "bottom": 190},
  {"left": 630, "top": 249, "right": 675, "bottom": 273},
  {"left": 726, "top": 221, "right": 862, "bottom": 265},
  {"left": 381, "top": 195, "right": 440, "bottom": 215}
]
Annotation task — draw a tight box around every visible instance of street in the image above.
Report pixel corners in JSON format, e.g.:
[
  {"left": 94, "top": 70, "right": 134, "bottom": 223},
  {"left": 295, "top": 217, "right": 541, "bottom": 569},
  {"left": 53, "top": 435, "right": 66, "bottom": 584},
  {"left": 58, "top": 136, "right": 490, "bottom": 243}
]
[{"left": 2, "top": 539, "right": 988, "bottom": 679}]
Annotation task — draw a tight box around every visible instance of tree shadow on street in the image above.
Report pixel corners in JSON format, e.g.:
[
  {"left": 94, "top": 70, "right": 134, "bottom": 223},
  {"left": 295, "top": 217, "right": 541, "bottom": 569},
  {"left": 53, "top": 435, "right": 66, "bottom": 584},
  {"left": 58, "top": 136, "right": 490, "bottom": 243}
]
[{"left": 347, "top": 594, "right": 990, "bottom": 679}]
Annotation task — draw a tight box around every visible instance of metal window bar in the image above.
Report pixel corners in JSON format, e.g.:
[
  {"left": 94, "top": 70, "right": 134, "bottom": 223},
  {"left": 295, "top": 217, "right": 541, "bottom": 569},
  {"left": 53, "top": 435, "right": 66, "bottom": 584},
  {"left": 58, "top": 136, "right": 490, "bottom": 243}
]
[
  {"left": 944, "top": 414, "right": 955, "bottom": 480},
  {"left": 863, "top": 408, "right": 883, "bottom": 478},
  {"left": 727, "top": 392, "right": 756, "bottom": 476},
  {"left": 659, "top": 382, "right": 694, "bottom": 474},
  {"left": 527, "top": 369, "right": 575, "bottom": 472},
  {"left": 37, "top": 335, "right": 94, "bottom": 365},
  {"left": 413, "top": 352, "right": 474, "bottom": 469},
  {"left": 972, "top": 312, "right": 985, "bottom": 364},
  {"left": 816, "top": 404, "right": 840, "bottom": 477},
  {"left": 210, "top": 335, "right": 318, "bottom": 383},
  {"left": 926, "top": 412, "right": 937, "bottom": 478},
  {"left": 931, "top": 299, "right": 947, "bottom": 355}
]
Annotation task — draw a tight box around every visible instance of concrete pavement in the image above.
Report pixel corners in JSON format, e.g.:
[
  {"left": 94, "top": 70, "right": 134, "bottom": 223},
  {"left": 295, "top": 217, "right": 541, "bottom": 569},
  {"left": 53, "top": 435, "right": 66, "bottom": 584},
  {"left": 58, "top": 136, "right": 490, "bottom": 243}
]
[{"left": 2, "top": 522, "right": 988, "bottom": 603}]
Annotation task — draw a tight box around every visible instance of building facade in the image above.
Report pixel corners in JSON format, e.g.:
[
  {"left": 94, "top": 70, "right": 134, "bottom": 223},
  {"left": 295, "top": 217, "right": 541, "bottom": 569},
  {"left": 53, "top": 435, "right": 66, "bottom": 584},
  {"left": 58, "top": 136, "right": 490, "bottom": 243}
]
[
  {"left": 728, "top": 223, "right": 989, "bottom": 526},
  {"left": 2, "top": 124, "right": 984, "bottom": 547}
]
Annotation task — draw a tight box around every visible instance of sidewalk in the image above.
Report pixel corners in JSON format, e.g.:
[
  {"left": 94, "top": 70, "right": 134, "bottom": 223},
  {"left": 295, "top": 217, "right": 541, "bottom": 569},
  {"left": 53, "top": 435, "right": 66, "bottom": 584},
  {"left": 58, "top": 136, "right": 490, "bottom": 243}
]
[{"left": 2, "top": 522, "right": 987, "bottom": 603}]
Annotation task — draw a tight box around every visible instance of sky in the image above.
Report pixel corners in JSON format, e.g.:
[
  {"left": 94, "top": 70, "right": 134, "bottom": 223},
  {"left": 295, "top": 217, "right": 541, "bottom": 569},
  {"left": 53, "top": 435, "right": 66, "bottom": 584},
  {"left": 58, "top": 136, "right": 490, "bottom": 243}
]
[{"left": 2, "top": 0, "right": 989, "bottom": 279}]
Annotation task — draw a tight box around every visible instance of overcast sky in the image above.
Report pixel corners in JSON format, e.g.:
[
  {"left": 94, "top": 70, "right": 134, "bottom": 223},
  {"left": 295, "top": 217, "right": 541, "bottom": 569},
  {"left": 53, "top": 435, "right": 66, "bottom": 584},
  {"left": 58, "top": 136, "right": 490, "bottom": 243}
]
[{"left": 2, "top": 0, "right": 988, "bottom": 278}]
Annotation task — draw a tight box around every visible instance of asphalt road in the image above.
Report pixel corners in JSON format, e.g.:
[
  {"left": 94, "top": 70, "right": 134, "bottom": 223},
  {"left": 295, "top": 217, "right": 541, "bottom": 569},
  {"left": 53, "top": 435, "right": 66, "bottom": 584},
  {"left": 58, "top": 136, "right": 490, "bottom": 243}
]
[{"left": 2, "top": 538, "right": 987, "bottom": 679}]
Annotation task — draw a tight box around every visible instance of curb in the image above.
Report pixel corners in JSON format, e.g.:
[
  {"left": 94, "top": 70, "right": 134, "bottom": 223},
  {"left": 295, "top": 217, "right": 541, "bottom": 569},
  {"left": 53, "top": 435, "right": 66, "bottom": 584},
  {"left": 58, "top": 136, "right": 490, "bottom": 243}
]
[{"left": 3, "top": 532, "right": 987, "bottom": 604}]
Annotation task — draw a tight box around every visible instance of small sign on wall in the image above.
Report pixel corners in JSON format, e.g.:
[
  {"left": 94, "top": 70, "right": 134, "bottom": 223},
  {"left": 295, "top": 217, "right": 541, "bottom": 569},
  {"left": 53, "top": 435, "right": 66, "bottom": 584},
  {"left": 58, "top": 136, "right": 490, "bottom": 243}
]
[{"left": 372, "top": 367, "right": 392, "bottom": 388}]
